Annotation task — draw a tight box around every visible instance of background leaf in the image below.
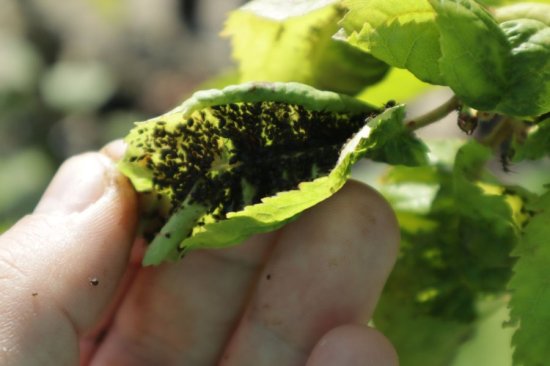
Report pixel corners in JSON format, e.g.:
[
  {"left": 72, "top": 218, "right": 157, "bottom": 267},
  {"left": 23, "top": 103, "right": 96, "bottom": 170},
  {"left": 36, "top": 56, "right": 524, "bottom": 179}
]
[
  {"left": 508, "top": 190, "right": 550, "bottom": 366},
  {"left": 357, "top": 68, "right": 434, "bottom": 106},
  {"left": 223, "top": 0, "right": 389, "bottom": 94},
  {"left": 494, "top": 3, "right": 550, "bottom": 26},
  {"left": 374, "top": 139, "right": 521, "bottom": 365},
  {"left": 375, "top": 291, "right": 474, "bottom": 366},
  {"left": 513, "top": 118, "right": 550, "bottom": 161},
  {"left": 429, "top": 0, "right": 510, "bottom": 111},
  {"left": 497, "top": 18, "right": 550, "bottom": 116},
  {"left": 342, "top": 0, "right": 550, "bottom": 117},
  {"left": 340, "top": 0, "right": 444, "bottom": 84}
]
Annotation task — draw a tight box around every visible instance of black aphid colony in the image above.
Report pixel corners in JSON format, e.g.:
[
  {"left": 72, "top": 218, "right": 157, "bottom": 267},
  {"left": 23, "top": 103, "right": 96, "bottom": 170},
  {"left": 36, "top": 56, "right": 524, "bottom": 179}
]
[
  {"left": 126, "top": 100, "right": 372, "bottom": 243},
  {"left": 118, "top": 82, "right": 384, "bottom": 263}
]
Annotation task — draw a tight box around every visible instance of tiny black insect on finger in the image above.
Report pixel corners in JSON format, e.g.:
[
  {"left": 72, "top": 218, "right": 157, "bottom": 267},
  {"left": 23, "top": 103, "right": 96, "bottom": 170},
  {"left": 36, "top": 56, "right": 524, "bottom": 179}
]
[{"left": 89, "top": 277, "right": 100, "bottom": 286}]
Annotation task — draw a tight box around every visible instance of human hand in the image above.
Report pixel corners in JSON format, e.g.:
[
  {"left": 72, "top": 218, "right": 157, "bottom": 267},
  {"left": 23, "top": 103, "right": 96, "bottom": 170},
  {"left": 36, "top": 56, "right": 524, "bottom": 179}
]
[{"left": 0, "top": 141, "right": 399, "bottom": 366}]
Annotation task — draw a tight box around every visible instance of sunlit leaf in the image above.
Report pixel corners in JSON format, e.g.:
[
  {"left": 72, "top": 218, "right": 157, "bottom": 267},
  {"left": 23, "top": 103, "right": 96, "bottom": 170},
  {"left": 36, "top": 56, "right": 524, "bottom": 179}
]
[
  {"left": 341, "top": 0, "right": 550, "bottom": 116},
  {"left": 223, "top": 0, "right": 389, "bottom": 95},
  {"left": 494, "top": 3, "right": 550, "bottom": 26},
  {"left": 340, "top": 0, "right": 444, "bottom": 84},
  {"left": 429, "top": 0, "right": 509, "bottom": 111}
]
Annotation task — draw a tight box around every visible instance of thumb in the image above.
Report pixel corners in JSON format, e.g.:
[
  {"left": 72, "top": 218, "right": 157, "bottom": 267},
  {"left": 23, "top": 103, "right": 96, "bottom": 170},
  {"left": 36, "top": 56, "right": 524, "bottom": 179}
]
[{"left": 0, "top": 148, "right": 137, "bottom": 365}]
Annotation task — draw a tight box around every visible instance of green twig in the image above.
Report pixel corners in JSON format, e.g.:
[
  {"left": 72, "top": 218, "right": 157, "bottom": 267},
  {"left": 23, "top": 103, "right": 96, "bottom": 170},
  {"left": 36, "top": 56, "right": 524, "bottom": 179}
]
[{"left": 405, "top": 95, "right": 460, "bottom": 131}]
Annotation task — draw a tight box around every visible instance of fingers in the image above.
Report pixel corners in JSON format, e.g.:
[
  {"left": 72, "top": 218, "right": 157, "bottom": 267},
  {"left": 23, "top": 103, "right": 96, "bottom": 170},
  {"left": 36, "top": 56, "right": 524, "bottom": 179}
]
[
  {"left": 90, "top": 232, "right": 278, "bottom": 365},
  {"left": 221, "top": 181, "right": 399, "bottom": 366},
  {"left": 0, "top": 151, "right": 137, "bottom": 365},
  {"left": 91, "top": 180, "right": 398, "bottom": 366},
  {"left": 306, "top": 324, "right": 398, "bottom": 366}
]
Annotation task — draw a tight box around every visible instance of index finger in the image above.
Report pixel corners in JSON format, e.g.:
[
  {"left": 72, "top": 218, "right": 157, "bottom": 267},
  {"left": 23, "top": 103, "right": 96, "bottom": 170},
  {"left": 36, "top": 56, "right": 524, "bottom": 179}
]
[{"left": 221, "top": 180, "right": 400, "bottom": 365}]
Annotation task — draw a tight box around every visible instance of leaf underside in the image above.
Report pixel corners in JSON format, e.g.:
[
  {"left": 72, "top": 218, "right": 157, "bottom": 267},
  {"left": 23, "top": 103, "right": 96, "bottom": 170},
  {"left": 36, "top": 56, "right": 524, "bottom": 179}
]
[{"left": 118, "top": 82, "right": 395, "bottom": 265}]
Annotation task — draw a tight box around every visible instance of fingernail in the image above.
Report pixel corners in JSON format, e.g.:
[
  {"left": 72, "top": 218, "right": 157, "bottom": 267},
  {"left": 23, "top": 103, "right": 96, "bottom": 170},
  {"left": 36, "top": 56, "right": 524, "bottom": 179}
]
[
  {"left": 35, "top": 153, "right": 113, "bottom": 215},
  {"left": 100, "top": 140, "right": 127, "bottom": 161}
]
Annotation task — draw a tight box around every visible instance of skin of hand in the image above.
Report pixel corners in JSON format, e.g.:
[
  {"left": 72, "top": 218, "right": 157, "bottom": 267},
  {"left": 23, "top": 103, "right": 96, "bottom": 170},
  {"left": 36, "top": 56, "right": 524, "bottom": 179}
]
[{"left": 0, "top": 141, "right": 400, "bottom": 366}]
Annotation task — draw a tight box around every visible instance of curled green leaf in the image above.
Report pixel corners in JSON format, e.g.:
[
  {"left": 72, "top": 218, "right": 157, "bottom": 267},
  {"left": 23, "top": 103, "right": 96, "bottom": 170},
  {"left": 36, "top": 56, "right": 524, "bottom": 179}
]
[{"left": 118, "top": 82, "right": 416, "bottom": 265}]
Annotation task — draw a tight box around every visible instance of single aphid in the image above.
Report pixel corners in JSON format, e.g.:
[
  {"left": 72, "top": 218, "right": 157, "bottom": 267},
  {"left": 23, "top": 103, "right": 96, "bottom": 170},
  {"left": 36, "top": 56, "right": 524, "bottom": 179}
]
[{"left": 89, "top": 277, "right": 100, "bottom": 286}]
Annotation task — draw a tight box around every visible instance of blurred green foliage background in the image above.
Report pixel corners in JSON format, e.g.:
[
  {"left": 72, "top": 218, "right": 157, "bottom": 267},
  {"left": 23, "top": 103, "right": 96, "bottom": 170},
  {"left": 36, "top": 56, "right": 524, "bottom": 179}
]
[{"left": 0, "top": 0, "right": 245, "bottom": 229}]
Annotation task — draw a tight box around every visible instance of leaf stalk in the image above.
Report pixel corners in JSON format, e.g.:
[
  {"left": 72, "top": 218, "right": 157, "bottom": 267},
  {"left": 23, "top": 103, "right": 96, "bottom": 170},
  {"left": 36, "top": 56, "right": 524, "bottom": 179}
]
[{"left": 405, "top": 95, "right": 460, "bottom": 131}]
